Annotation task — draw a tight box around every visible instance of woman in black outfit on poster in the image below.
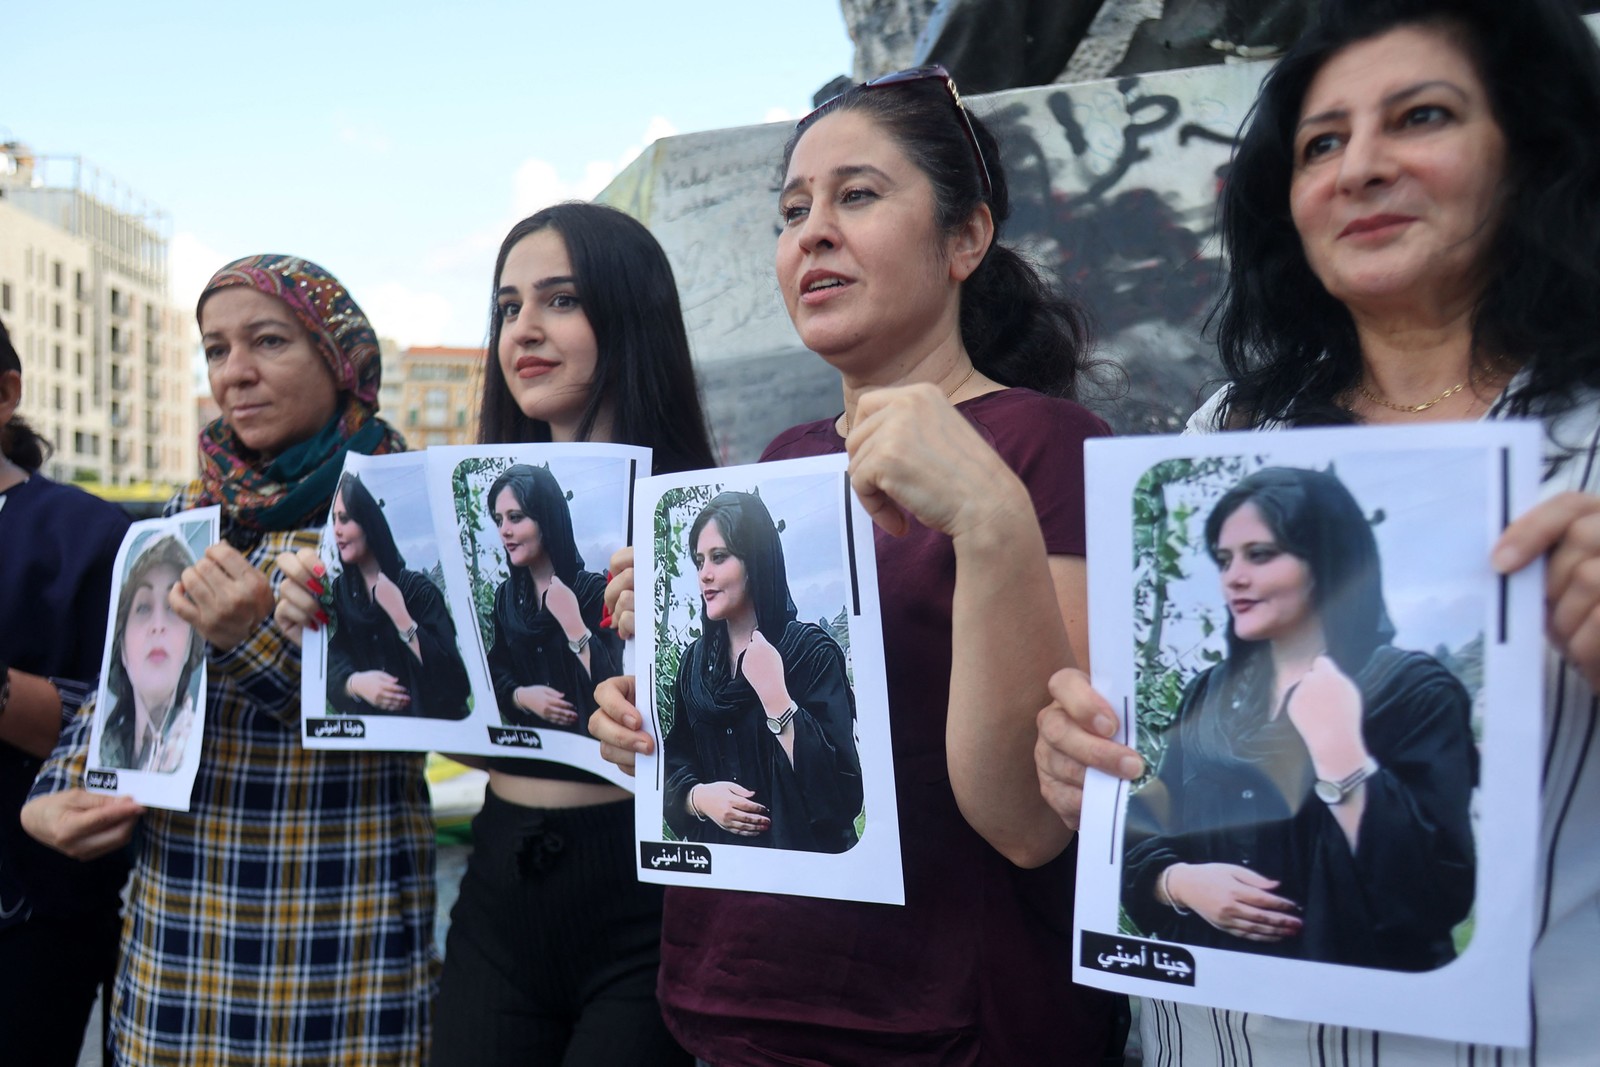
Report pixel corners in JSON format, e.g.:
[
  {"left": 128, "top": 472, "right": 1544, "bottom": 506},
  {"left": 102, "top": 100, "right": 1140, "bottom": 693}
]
[
  {"left": 1121, "top": 467, "right": 1475, "bottom": 970},
  {"left": 485, "top": 462, "right": 622, "bottom": 734},
  {"left": 326, "top": 470, "right": 471, "bottom": 719},
  {"left": 663, "top": 491, "right": 861, "bottom": 853}
]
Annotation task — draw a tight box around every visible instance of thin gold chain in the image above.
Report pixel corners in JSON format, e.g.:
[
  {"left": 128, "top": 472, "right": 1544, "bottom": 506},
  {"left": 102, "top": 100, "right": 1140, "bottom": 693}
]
[
  {"left": 1355, "top": 377, "right": 1467, "bottom": 413},
  {"left": 842, "top": 363, "right": 978, "bottom": 434}
]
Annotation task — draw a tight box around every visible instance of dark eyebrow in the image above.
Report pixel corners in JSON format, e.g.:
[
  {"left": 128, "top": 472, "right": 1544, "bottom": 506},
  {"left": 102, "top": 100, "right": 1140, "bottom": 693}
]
[
  {"left": 497, "top": 277, "right": 576, "bottom": 298},
  {"left": 200, "top": 317, "right": 295, "bottom": 342},
  {"left": 1297, "top": 79, "right": 1471, "bottom": 132},
  {"left": 780, "top": 163, "right": 895, "bottom": 199}
]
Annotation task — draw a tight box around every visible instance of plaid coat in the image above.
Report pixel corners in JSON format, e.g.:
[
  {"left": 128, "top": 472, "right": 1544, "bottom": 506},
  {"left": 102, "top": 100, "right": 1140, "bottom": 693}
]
[{"left": 32, "top": 482, "right": 438, "bottom": 1065}]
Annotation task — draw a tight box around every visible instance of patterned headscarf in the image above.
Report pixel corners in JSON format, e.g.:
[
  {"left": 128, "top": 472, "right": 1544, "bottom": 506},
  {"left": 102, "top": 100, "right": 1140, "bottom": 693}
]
[{"left": 195, "top": 254, "right": 406, "bottom": 537}]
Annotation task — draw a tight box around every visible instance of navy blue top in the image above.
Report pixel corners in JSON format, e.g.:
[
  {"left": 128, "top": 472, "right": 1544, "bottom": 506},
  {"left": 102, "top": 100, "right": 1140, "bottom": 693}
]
[{"left": 0, "top": 473, "right": 132, "bottom": 926}]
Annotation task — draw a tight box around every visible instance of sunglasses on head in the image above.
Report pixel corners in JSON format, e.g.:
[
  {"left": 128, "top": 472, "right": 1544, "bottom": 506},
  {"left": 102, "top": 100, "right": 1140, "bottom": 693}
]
[{"left": 798, "top": 64, "right": 994, "bottom": 199}]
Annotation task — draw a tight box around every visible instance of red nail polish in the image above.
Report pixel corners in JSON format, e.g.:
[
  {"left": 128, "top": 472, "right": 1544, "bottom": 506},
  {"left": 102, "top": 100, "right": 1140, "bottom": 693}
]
[
  {"left": 313, "top": 563, "right": 326, "bottom": 578},
  {"left": 600, "top": 604, "right": 613, "bottom": 629},
  {"left": 308, "top": 579, "right": 325, "bottom": 597},
  {"left": 315, "top": 609, "right": 330, "bottom": 625}
]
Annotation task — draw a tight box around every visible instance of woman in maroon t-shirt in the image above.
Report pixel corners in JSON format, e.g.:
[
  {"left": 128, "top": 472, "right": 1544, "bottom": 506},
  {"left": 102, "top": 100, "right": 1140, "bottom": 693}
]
[{"left": 593, "top": 66, "right": 1122, "bottom": 1066}]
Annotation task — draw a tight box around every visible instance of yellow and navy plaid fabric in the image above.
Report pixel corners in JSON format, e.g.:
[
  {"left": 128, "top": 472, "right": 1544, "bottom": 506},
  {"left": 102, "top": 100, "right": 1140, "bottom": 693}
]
[{"left": 33, "top": 483, "right": 439, "bottom": 1065}]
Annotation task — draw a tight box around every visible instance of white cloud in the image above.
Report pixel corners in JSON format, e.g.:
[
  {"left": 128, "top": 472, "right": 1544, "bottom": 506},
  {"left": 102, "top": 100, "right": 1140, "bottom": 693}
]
[
  {"left": 360, "top": 283, "right": 456, "bottom": 348},
  {"left": 169, "top": 230, "right": 227, "bottom": 309},
  {"left": 512, "top": 115, "right": 679, "bottom": 216}
]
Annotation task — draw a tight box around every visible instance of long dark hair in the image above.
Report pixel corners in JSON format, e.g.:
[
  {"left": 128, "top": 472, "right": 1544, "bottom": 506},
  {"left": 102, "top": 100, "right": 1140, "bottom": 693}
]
[
  {"left": 0, "top": 317, "right": 49, "bottom": 471},
  {"left": 1213, "top": 0, "right": 1600, "bottom": 427},
  {"left": 478, "top": 203, "right": 717, "bottom": 475},
  {"left": 689, "top": 491, "right": 798, "bottom": 648},
  {"left": 335, "top": 471, "right": 404, "bottom": 579},
  {"left": 108, "top": 533, "right": 204, "bottom": 715},
  {"left": 487, "top": 463, "right": 583, "bottom": 587},
  {"left": 1203, "top": 467, "right": 1393, "bottom": 678},
  {"left": 783, "top": 76, "right": 1093, "bottom": 398}
]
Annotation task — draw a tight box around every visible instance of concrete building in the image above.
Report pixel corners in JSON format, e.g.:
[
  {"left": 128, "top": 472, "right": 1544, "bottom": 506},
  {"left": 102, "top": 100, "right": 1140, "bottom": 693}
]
[
  {"left": 391, "top": 345, "right": 482, "bottom": 447},
  {"left": 0, "top": 142, "right": 195, "bottom": 488}
]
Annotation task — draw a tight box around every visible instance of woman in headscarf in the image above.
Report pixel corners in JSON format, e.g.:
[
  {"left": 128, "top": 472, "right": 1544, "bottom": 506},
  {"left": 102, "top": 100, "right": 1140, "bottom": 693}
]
[
  {"left": 325, "top": 470, "right": 472, "bottom": 719},
  {"left": 22, "top": 255, "right": 437, "bottom": 1067},
  {"left": 662, "top": 491, "right": 861, "bottom": 853}
]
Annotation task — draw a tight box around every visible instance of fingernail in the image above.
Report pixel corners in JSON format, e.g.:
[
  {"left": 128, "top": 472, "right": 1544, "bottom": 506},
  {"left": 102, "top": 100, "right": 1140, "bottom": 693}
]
[
  {"left": 313, "top": 563, "right": 326, "bottom": 578},
  {"left": 1093, "top": 714, "right": 1116, "bottom": 738},
  {"left": 634, "top": 739, "right": 649, "bottom": 753},
  {"left": 1489, "top": 544, "right": 1515, "bottom": 573},
  {"left": 315, "top": 609, "right": 330, "bottom": 625},
  {"left": 307, "top": 579, "right": 325, "bottom": 596},
  {"left": 600, "top": 606, "right": 613, "bottom": 629},
  {"left": 1118, "top": 755, "right": 1144, "bottom": 779}
]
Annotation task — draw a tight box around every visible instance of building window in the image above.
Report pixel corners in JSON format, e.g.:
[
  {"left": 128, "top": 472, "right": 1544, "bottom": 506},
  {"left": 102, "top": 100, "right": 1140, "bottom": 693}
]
[
  {"left": 53, "top": 344, "right": 62, "bottom": 369},
  {"left": 1, "top": 282, "right": 9, "bottom": 312},
  {"left": 53, "top": 303, "right": 63, "bottom": 330},
  {"left": 75, "top": 350, "right": 83, "bottom": 375},
  {"left": 75, "top": 271, "right": 85, "bottom": 299},
  {"left": 53, "top": 261, "right": 63, "bottom": 289}
]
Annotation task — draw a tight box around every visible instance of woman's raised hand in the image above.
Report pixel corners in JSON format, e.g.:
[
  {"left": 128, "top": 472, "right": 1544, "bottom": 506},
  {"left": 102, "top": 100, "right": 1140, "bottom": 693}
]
[
  {"left": 1283, "top": 655, "right": 1368, "bottom": 778},
  {"left": 589, "top": 675, "right": 651, "bottom": 775},
  {"left": 349, "top": 670, "right": 411, "bottom": 712},
  {"left": 846, "top": 382, "right": 1026, "bottom": 539},
  {"left": 515, "top": 684, "right": 577, "bottom": 727},
  {"left": 690, "top": 782, "right": 771, "bottom": 837},
  {"left": 739, "top": 631, "right": 791, "bottom": 713},
  {"left": 171, "top": 542, "right": 276, "bottom": 650},
  {"left": 273, "top": 548, "right": 329, "bottom": 648},
  {"left": 543, "top": 574, "right": 586, "bottom": 641},
  {"left": 370, "top": 572, "right": 415, "bottom": 634},
  {"left": 1495, "top": 490, "right": 1600, "bottom": 689},
  {"left": 603, "top": 547, "right": 636, "bottom": 640},
  {"left": 21, "top": 790, "right": 144, "bottom": 862},
  {"left": 1163, "top": 862, "right": 1303, "bottom": 942},
  {"left": 1034, "top": 668, "right": 1144, "bottom": 832}
]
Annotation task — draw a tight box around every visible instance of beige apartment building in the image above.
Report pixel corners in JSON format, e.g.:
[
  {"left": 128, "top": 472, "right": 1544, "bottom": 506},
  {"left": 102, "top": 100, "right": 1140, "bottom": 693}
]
[
  {"left": 389, "top": 345, "right": 481, "bottom": 447},
  {"left": 0, "top": 143, "right": 194, "bottom": 488}
]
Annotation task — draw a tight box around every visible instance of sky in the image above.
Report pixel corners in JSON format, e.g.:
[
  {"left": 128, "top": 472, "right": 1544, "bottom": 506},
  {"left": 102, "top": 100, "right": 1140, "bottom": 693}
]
[{"left": 4, "top": 1, "right": 854, "bottom": 349}]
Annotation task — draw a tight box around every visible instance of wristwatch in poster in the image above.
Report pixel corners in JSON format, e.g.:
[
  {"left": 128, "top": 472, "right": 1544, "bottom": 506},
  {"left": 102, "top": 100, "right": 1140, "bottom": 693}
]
[
  {"left": 1314, "top": 757, "right": 1379, "bottom": 805},
  {"left": 765, "top": 702, "right": 798, "bottom": 735}
]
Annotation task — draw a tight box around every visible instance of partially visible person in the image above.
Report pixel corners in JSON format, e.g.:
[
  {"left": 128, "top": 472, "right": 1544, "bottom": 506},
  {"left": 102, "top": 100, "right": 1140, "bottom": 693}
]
[
  {"left": 1036, "top": 0, "right": 1600, "bottom": 1062},
  {"left": 662, "top": 491, "right": 862, "bottom": 853},
  {"left": 23, "top": 256, "right": 436, "bottom": 1066},
  {"left": 279, "top": 203, "right": 713, "bottom": 1066},
  {"left": 326, "top": 471, "right": 472, "bottom": 720},
  {"left": 591, "top": 67, "right": 1123, "bottom": 1065},
  {"left": 0, "top": 316, "right": 131, "bottom": 1065},
  {"left": 98, "top": 533, "right": 205, "bottom": 772},
  {"left": 484, "top": 463, "right": 621, "bottom": 733}
]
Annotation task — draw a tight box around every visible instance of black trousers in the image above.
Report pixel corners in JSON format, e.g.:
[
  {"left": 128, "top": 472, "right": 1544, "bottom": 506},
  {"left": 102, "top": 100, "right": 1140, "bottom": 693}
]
[
  {"left": 0, "top": 907, "right": 120, "bottom": 1067},
  {"left": 430, "top": 793, "right": 690, "bottom": 1067}
]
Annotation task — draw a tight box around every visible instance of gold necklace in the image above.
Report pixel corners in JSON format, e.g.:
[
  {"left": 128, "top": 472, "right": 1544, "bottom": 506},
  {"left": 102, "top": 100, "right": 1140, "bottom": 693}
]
[
  {"left": 841, "top": 364, "right": 978, "bottom": 435},
  {"left": 1355, "top": 377, "right": 1467, "bottom": 414}
]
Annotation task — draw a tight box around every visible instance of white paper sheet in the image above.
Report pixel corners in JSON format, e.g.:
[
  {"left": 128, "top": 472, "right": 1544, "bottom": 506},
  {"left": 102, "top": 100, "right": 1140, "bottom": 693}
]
[
  {"left": 300, "top": 444, "right": 647, "bottom": 789},
  {"left": 85, "top": 506, "right": 220, "bottom": 811},
  {"left": 1072, "top": 421, "right": 1543, "bottom": 1047},
  {"left": 631, "top": 455, "right": 903, "bottom": 904}
]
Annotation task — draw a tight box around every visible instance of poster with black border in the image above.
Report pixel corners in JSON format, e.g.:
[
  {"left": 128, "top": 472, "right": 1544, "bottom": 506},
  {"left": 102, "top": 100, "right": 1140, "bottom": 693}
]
[
  {"left": 631, "top": 454, "right": 903, "bottom": 904},
  {"left": 85, "top": 506, "right": 219, "bottom": 811},
  {"left": 1071, "top": 421, "right": 1543, "bottom": 1046}
]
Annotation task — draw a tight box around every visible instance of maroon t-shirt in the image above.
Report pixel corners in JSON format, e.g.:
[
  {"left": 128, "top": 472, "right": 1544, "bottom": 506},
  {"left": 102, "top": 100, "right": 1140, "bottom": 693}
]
[{"left": 659, "top": 389, "right": 1121, "bottom": 1067}]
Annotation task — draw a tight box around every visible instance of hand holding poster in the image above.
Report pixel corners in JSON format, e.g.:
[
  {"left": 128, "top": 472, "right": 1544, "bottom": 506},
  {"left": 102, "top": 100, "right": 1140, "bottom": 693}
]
[
  {"left": 631, "top": 454, "right": 903, "bottom": 903},
  {"left": 86, "top": 506, "right": 220, "bottom": 811},
  {"left": 1071, "top": 422, "right": 1543, "bottom": 1046}
]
